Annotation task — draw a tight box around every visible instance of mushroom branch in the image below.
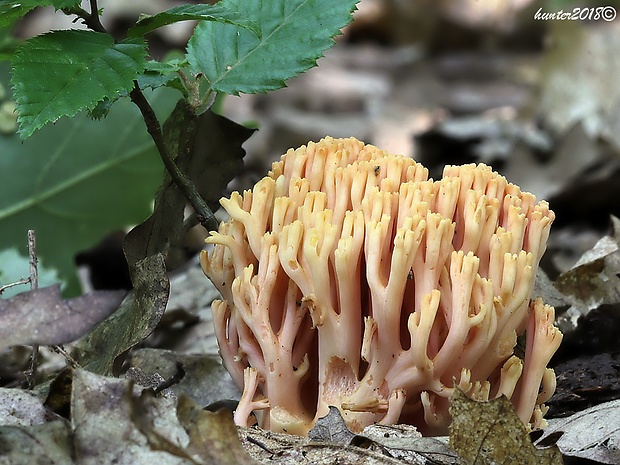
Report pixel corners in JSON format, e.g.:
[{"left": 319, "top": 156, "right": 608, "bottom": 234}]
[{"left": 201, "top": 136, "right": 561, "bottom": 436}]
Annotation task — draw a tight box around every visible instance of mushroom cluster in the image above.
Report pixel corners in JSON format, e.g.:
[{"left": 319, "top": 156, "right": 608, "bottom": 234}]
[{"left": 201, "top": 136, "right": 561, "bottom": 436}]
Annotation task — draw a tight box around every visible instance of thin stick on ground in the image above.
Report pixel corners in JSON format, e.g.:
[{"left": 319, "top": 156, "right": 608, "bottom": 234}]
[{"left": 24, "top": 229, "right": 39, "bottom": 389}]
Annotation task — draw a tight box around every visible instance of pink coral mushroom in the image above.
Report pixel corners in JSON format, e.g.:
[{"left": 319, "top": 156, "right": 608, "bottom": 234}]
[{"left": 201, "top": 136, "right": 562, "bottom": 436}]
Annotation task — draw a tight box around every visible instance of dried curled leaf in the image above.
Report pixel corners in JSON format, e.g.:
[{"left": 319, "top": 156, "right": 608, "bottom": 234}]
[
  {"left": 0, "top": 285, "right": 125, "bottom": 350},
  {"left": 74, "top": 254, "right": 168, "bottom": 376}
]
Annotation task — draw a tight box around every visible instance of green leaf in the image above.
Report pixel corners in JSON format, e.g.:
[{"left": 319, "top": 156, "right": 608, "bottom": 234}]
[
  {"left": 187, "top": 0, "right": 359, "bottom": 95},
  {"left": 89, "top": 58, "right": 185, "bottom": 119},
  {"left": 0, "top": 87, "right": 178, "bottom": 295},
  {"left": 87, "top": 97, "right": 115, "bottom": 120},
  {"left": 0, "top": 0, "right": 80, "bottom": 28},
  {"left": 11, "top": 30, "right": 147, "bottom": 138},
  {"left": 136, "top": 59, "right": 184, "bottom": 91},
  {"left": 128, "top": 4, "right": 260, "bottom": 38}
]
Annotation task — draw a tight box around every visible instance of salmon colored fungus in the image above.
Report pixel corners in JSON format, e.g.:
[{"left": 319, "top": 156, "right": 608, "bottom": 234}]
[{"left": 201, "top": 136, "right": 562, "bottom": 436}]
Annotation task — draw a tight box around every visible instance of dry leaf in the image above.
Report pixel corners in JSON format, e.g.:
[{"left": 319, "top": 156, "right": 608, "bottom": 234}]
[
  {"left": 240, "top": 425, "right": 407, "bottom": 465},
  {"left": 555, "top": 221, "right": 620, "bottom": 316},
  {"left": 535, "top": 399, "right": 620, "bottom": 465},
  {"left": 308, "top": 406, "right": 356, "bottom": 445},
  {"left": 449, "top": 388, "right": 562, "bottom": 465},
  {"left": 358, "top": 424, "right": 458, "bottom": 465},
  {"left": 176, "top": 395, "right": 259, "bottom": 465},
  {"left": 74, "top": 254, "right": 169, "bottom": 375},
  {"left": 0, "top": 285, "right": 125, "bottom": 350},
  {"left": 71, "top": 368, "right": 190, "bottom": 465},
  {"left": 539, "top": 21, "right": 620, "bottom": 150},
  {"left": 0, "top": 387, "right": 55, "bottom": 426},
  {"left": 127, "top": 348, "right": 240, "bottom": 408},
  {"left": 0, "top": 421, "right": 73, "bottom": 465}
]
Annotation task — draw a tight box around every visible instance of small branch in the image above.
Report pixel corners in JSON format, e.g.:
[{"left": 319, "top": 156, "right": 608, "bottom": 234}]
[
  {"left": 0, "top": 278, "right": 30, "bottom": 295},
  {"left": 50, "top": 345, "right": 80, "bottom": 369},
  {"left": 88, "top": 0, "right": 106, "bottom": 34},
  {"left": 24, "top": 230, "right": 39, "bottom": 389},
  {"left": 28, "top": 230, "right": 38, "bottom": 289},
  {"left": 62, "top": 3, "right": 219, "bottom": 232},
  {"left": 152, "top": 362, "right": 186, "bottom": 394},
  {"left": 182, "top": 213, "right": 200, "bottom": 234},
  {"left": 64, "top": 0, "right": 106, "bottom": 33},
  {"left": 129, "top": 83, "right": 219, "bottom": 232}
]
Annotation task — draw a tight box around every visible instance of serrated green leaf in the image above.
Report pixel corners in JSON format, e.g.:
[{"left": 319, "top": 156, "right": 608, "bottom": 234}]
[
  {"left": 0, "top": 87, "right": 178, "bottom": 295},
  {"left": 0, "top": 0, "right": 80, "bottom": 27},
  {"left": 11, "top": 30, "right": 147, "bottom": 139},
  {"left": 187, "top": 0, "right": 358, "bottom": 95},
  {"left": 136, "top": 59, "right": 184, "bottom": 91},
  {"left": 128, "top": 4, "right": 260, "bottom": 38},
  {"left": 87, "top": 97, "right": 114, "bottom": 120}
]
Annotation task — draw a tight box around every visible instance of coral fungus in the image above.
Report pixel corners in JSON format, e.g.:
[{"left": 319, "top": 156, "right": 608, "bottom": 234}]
[{"left": 201, "top": 136, "right": 561, "bottom": 436}]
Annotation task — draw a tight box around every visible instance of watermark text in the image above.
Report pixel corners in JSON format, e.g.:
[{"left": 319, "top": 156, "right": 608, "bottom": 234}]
[{"left": 534, "top": 6, "right": 616, "bottom": 21}]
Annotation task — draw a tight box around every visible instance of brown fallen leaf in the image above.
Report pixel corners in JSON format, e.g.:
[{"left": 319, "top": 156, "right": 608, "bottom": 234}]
[
  {"left": 239, "top": 425, "right": 406, "bottom": 465},
  {"left": 127, "top": 348, "right": 240, "bottom": 407},
  {"left": 0, "top": 386, "right": 58, "bottom": 426},
  {"left": 0, "top": 285, "right": 125, "bottom": 350},
  {"left": 306, "top": 406, "right": 459, "bottom": 464},
  {"left": 308, "top": 406, "right": 356, "bottom": 445},
  {"left": 357, "top": 424, "right": 459, "bottom": 465},
  {"left": 539, "top": 20, "right": 620, "bottom": 151},
  {"left": 449, "top": 387, "right": 562, "bottom": 465},
  {"left": 176, "top": 395, "right": 260, "bottom": 465},
  {"left": 72, "top": 368, "right": 190, "bottom": 465}
]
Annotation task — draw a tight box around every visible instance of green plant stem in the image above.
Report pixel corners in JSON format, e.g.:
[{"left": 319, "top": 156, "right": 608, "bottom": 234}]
[
  {"left": 128, "top": 84, "right": 218, "bottom": 232},
  {"left": 68, "top": 0, "right": 105, "bottom": 34},
  {"left": 87, "top": 0, "right": 105, "bottom": 33}
]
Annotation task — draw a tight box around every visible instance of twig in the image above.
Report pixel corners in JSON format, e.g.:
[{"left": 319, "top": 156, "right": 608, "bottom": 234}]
[
  {"left": 0, "top": 278, "right": 30, "bottom": 295},
  {"left": 246, "top": 435, "right": 276, "bottom": 455},
  {"left": 152, "top": 362, "right": 186, "bottom": 394},
  {"left": 50, "top": 345, "right": 80, "bottom": 369},
  {"left": 28, "top": 230, "right": 38, "bottom": 289},
  {"left": 129, "top": 84, "right": 218, "bottom": 231},
  {"left": 88, "top": 0, "right": 106, "bottom": 33},
  {"left": 182, "top": 213, "right": 201, "bottom": 234},
  {"left": 63, "top": 2, "right": 219, "bottom": 232},
  {"left": 90, "top": 0, "right": 107, "bottom": 32},
  {"left": 65, "top": 0, "right": 106, "bottom": 34},
  {"left": 24, "top": 230, "right": 39, "bottom": 389}
]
